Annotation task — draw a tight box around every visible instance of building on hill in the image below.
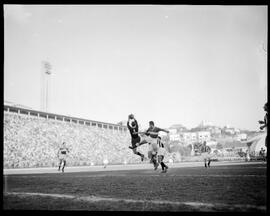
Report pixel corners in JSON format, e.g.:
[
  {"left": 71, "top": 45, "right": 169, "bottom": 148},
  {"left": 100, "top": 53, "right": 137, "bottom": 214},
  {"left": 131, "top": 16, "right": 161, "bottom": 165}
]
[
  {"left": 169, "top": 133, "right": 181, "bottom": 141},
  {"left": 236, "top": 133, "right": 247, "bottom": 141},
  {"left": 179, "top": 132, "right": 197, "bottom": 145},
  {"left": 169, "top": 128, "right": 177, "bottom": 134},
  {"left": 169, "top": 124, "right": 188, "bottom": 132}
]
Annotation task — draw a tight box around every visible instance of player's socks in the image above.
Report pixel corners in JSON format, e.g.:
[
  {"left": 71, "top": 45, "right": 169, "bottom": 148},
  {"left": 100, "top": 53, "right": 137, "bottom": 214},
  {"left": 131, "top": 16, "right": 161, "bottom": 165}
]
[
  {"left": 136, "top": 152, "right": 144, "bottom": 161},
  {"left": 154, "top": 162, "right": 159, "bottom": 170},
  {"left": 205, "top": 163, "right": 207, "bottom": 168},
  {"left": 62, "top": 161, "right": 66, "bottom": 172},
  {"left": 160, "top": 162, "right": 165, "bottom": 170},
  {"left": 136, "top": 152, "right": 143, "bottom": 156},
  {"left": 208, "top": 160, "right": 211, "bottom": 167}
]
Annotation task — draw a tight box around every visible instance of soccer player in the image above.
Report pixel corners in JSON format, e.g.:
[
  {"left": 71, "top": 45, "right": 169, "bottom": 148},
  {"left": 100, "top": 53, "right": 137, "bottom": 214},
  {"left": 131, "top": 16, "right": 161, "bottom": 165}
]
[
  {"left": 259, "top": 147, "right": 266, "bottom": 162},
  {"left": 127, "top": 114, "right": 147, "bottom": 161},
  {"left": 157, "top": 136, "right": 169, "bottom": 173},
  {"left": 200, "top": 141, "right": 211, "bottom": 168},
  {"left": 57, "top": 142, "right": 69, "bottom": 172},
  {"left": 131, "top": 121, "right": 169, "bottom": 169},
  {"left": 103, "top": 158, "right": 109, "bottom": 168},
  {"left": 259, "top": 102, "right": 268, "bottom": 148}
]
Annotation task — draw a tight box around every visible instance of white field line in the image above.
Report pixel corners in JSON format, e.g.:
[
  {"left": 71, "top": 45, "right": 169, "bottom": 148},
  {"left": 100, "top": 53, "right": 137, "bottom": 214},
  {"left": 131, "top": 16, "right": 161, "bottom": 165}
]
[
  {"left": 73, "top": 174, "right": 266, "bottom": 178},
  {"left": 8, "top": 174, "right": 265, "bottom": 178},
  {"left": 4, "top": 191, "right": 266, "bottom": 211}
]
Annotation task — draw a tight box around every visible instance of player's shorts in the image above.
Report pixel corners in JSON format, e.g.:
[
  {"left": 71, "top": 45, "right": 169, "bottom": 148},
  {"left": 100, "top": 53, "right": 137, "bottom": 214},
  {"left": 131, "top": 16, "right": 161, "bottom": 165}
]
[
  {"left": 141, "top": 136, "right": 158, "bottom": 152},
  {"left": 148, "top": 150, "right": 157, "bottom": 159},
  {"left": 148, "top": 142, "right": 159, "bottom": 153},
  {"left": 59, "top": 154, "right": 67, "bottom": 160},
  {"left": 131, "top": 136, "right": 141, "bottom": 147},
  {"left": 145, "top": 136, "right": 157, "bottom": 145},
  {"left": 157, "top": 147, "right": 166, "bottom": 157},
  {"left": 201, "top": 152, "right": 211, "bottom": 160},
  {"left": 158, "top": 155, "right": 164, "bottom": 163}
]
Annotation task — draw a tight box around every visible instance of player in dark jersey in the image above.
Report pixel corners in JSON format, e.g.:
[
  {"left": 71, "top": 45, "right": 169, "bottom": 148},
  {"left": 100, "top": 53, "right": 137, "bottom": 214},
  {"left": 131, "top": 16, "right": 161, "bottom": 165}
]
[
  {"left": 57, "top": 142, "right": 69, "bottom": 172},
  {"left": 127, "top": 114, "right": 147, "bottom": 161},
  {"left": 145, "top": 121, "right": 170, "bottom": 170},
  {"left": 259, "top": 102, "right": 268, "bottom": 148}
]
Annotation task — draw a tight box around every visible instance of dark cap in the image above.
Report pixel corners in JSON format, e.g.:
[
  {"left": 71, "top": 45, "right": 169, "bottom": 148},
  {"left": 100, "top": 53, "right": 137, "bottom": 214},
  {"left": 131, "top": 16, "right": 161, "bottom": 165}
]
[
  {"left": 128, "top": 114, "right": 134, "bottom": 119},
  {"left": 149, "top": 121, "right": 154, "bottom": 125}
]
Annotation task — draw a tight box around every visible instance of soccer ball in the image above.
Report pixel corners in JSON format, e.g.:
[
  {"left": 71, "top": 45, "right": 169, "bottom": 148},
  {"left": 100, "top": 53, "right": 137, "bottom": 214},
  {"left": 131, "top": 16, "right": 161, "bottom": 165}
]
[
  {"left": 129, "top": 119, "right": 136, "bottom": 128},
  {"left": 131, "top": 121, "right": 136, "bottom": 127}
]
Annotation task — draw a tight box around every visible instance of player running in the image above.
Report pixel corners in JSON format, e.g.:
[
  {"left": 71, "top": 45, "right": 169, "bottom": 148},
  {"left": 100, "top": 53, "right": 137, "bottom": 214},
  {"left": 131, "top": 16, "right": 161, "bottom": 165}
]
[
  {"left": 157, "top": 136, "right": 169, "bottom": 173},
  {"left": 127, "top": 114, "right": 147, "bottom": 161},
  {"left": 57, "top": 142, "right": 69, "bottom": 172}
]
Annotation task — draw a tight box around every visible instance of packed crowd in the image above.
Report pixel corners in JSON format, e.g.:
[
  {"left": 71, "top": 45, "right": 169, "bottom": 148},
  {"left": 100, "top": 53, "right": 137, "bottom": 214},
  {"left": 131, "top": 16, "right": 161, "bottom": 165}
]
[
  {"left": 4, "top": 112, "right": 148, "bottom": 168},
  {"left": 4, "top": 111, "right": 249, "bottom": 169}
]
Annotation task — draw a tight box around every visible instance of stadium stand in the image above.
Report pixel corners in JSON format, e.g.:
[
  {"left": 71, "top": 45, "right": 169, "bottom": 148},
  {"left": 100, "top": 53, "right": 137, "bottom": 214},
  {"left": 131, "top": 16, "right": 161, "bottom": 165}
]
[
  {"left": 4, "top": 105, "right": 251, "bottom": 169},
  {"left": 4, "top": 106, "right": 149, "bottom": 168}
]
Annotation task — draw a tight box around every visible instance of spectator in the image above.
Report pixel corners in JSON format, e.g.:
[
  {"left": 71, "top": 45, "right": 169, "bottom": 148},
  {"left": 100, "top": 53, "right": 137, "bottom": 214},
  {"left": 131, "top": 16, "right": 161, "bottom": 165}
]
[{"left": 4, "top": 111, "right": 142, "bottom": 168}]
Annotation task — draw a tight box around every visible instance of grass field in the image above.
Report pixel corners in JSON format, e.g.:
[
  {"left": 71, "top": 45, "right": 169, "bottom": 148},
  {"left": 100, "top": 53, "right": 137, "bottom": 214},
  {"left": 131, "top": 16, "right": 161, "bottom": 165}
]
[{"left": 3, "top": 161, "right": 267, "bottom": 212}]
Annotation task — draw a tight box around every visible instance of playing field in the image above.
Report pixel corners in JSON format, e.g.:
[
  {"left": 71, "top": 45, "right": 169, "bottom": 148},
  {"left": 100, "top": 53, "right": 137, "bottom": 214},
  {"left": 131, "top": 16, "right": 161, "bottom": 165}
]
[{"left": 3, "top": 161, "right": 267, "bottom": 212}]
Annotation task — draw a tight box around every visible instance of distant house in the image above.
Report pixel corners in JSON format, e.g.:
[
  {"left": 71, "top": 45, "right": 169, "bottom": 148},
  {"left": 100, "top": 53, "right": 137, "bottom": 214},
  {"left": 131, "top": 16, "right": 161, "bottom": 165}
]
[
  {"left": 169, "top": 134, "right": 181, "bottom": 141},
  {"left": 236, "top": 133, "right": 247, "bottom": 141}
]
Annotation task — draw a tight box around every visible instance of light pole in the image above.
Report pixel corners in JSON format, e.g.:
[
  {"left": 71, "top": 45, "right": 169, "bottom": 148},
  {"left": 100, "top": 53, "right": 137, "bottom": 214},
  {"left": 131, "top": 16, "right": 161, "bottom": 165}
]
[{"left": 41, "top": 61, "right": 52, "bottom": 112}]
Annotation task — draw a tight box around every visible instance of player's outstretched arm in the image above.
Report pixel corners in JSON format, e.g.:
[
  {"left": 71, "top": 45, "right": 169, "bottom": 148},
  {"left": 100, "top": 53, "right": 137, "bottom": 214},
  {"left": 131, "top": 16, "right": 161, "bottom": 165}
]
[
  {"left": 159, "top": 128, "right": 170, "bottom": 133},
  {"left": 258, "top": 120, "right": 265, "bottom": 124},
  {"left": 260, "top": 125, "right": 266, "bottom": 130}
]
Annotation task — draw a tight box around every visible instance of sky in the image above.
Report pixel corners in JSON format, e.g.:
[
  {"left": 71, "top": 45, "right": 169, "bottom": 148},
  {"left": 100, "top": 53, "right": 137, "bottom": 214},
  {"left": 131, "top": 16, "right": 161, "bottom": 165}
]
[{"left": 4, "top": 5, "right": 268, "bottom": 131}]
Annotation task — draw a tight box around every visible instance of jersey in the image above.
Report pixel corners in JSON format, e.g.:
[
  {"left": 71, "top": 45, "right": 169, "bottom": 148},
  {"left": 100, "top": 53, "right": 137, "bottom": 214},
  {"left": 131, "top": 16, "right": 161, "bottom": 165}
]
[
  {"left": 264, "top": 113, "right": 268, "bottom": 132},
  {"left": 127, "top": 119, "right": 141, "bottom": 146},
  {"left": 59, "top": 147, "right": 69, "bottom": 155},
  {"left": 146, "top": 126, "right": 164, "bottom": 139},
  {"left": 127, "top": 119, "right": 139, "bottom": 138},
  {"left": 58, "top": 147, "right": 69, "bottom": 160},
  {"left": 200, "top": 145, "right": 211, "bottom": 153},
  {"left": 200, "top": 145, "right": 211, "bottom": 160}
]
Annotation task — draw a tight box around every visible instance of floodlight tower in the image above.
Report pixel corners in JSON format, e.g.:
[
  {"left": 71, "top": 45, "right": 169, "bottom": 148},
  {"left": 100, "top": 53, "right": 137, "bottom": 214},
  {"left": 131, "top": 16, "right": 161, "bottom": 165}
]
[{"left": 41, "top": 61, "right": 52, "bottom": 112}]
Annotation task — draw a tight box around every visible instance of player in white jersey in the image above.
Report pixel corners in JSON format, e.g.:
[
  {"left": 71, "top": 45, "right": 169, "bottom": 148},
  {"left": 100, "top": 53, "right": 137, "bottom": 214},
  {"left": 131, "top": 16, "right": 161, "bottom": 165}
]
[
  {"left": 57, "top": 142, "right": 69, "bottom": 172},
  {"left": 157, "top": 136, "right": 169, "bottom": 173}
]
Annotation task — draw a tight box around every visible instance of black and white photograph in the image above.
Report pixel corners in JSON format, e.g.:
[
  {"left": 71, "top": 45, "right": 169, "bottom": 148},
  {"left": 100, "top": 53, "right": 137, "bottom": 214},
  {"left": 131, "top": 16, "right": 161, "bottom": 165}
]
[{"left": 3, "top": 4, "right": 268, "bottom": 212}]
